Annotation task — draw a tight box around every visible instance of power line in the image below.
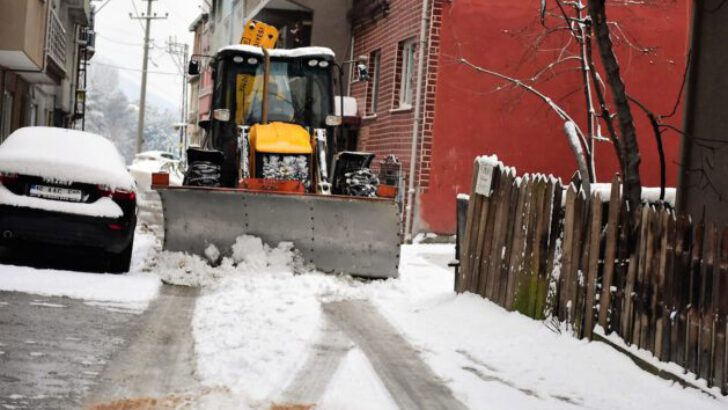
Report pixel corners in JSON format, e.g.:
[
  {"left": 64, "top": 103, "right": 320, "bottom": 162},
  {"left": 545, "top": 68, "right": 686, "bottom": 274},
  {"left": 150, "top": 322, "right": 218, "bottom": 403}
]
[
  {"left": 128, "top": 0, "right": 148, "bottom": 34},
  {"left": 97, "top": 33, "right": 144, "bottom": 47},
  {"left": 93, "top": 61, "right": 180, "bottom": 76}
]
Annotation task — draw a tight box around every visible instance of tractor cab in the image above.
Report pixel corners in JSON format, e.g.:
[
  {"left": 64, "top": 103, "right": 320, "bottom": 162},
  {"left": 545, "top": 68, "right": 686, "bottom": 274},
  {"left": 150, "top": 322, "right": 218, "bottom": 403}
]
[{"left": 195, "top": 45, "right": 341, "bottom": 192}]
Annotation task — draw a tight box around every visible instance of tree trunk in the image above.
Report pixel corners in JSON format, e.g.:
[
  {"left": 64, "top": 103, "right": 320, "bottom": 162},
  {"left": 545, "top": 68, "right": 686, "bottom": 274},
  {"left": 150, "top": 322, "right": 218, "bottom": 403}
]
[{"left": 588, "top": 0, "right": 642, "bottom": 222}]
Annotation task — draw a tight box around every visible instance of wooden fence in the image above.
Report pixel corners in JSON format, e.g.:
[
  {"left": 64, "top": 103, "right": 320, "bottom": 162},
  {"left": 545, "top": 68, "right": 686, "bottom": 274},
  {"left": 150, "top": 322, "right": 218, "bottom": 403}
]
[{"left": 456, "top": 158, "right": 728, "bottom": 395}]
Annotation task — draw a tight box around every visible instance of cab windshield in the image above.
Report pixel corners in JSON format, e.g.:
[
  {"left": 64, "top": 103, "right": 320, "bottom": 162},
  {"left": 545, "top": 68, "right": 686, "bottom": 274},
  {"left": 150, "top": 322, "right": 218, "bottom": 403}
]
[{"left": 218, "top": 54, "right": 333, "bottom": 129}]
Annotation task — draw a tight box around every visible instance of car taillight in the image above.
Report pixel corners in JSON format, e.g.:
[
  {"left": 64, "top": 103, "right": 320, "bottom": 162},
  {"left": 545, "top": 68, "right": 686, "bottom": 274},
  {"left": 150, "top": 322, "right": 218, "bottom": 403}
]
[
  {"left": 0, "top": 172, "right": 18, "bottom": 185},
  {"left": 112, "top": 189, "right": 136, "bottom": 202},
  {"left": 97, "top": 185, "right": 136, "bottom": 202}
]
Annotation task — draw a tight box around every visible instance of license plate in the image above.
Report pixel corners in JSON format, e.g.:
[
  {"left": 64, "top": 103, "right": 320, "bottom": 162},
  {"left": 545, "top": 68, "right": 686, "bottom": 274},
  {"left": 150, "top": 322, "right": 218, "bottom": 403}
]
[{"left": 29, "top": 184, "right": 83, "bottom": 202}]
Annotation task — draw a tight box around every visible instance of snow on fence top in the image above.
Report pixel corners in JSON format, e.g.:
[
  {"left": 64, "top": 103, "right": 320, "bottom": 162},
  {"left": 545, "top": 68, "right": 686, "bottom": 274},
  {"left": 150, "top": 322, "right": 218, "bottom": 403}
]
[
  {"left": 472, "top": 154, "right": 675, "bottom": 207},
  {"left": 0, "top": 127, "right": 135, "bottom": 190}
]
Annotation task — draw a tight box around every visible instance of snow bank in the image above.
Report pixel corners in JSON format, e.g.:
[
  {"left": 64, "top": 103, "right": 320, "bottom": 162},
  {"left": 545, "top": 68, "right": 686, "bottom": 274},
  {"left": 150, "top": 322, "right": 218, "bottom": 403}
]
[
  {"left": 157, "top": 236, "right": 333, "bottom": 405},
  {"left": 370, "top": 246, "right": 727, "bottom": 410},
  {"left": 165, "top": 236, "right": 724, "bottom": 409},
  {"left": 0, "top": 184, "right": 123, "bottom": 218},
  {"left": 0, "top": 127, "right": 135, "bottom": 190},
  {"left": 157, "top": 235, "right": 308, "bottom": 287},
  {"left": 0, "top": 231, "right": 160, "bottom": 310}
]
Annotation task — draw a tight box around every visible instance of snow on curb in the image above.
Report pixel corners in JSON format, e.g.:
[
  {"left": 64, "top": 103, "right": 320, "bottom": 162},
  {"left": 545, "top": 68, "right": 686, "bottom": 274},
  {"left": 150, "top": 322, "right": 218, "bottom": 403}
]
[{"left": 0, "top": 230, "right": 161, "bottom": 310}]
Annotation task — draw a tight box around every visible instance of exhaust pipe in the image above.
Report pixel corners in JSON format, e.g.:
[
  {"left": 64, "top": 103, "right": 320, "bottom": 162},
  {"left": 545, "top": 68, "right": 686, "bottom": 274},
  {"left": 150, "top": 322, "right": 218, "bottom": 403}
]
[{"left": 2, "top": 230, "right": 13, "bottom": 239}]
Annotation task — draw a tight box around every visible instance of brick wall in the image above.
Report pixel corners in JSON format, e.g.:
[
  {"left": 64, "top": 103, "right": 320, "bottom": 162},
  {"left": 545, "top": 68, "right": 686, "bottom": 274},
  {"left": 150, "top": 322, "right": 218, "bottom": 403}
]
[{"left": 351, "top": 0, "right": 443, "bottom": 232}]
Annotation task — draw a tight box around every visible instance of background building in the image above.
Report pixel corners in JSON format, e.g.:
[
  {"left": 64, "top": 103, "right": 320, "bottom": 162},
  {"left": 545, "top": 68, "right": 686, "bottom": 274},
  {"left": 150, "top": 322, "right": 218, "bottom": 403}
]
[
  {"left": 186, "top": 0, "right": 692, "bottom": 236},
  {"left": 0, "top": 0, "right": 95, "bottom": 142}
]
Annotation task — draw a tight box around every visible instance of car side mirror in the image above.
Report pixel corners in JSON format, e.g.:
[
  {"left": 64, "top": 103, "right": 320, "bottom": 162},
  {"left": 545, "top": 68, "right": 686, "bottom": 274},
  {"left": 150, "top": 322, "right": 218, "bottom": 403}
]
[{"left": 188, "top": 60, "right": 200, "bottom": 76}]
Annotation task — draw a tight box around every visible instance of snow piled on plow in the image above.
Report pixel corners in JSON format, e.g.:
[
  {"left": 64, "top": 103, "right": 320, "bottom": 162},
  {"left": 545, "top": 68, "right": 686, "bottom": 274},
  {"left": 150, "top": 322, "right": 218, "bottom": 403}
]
[{"left": 157, "top": 236, "right": 309, "bottom": 287}]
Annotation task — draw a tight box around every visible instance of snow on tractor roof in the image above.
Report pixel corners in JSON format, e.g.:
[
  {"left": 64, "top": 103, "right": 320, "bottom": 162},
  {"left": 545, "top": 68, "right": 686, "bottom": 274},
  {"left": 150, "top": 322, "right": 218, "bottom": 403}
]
[
  {"left": 218, "top": 44, "right": 336, "bottom": 59},
  {"left": 0, "top": 127, "right": 135, "bottom": 190}
]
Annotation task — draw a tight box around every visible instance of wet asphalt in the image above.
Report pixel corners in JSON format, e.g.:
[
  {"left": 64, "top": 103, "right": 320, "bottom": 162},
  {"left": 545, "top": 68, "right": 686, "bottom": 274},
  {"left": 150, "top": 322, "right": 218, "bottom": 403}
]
[{"left": 0, "top": 291, "right": 139, "bottom": 410}]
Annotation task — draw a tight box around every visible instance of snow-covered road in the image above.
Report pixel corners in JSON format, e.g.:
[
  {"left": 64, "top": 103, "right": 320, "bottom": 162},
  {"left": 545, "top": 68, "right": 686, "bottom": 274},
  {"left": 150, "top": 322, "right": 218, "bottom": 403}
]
[{"left": 1, "top": 191, "right": 726, "bottom": 409}]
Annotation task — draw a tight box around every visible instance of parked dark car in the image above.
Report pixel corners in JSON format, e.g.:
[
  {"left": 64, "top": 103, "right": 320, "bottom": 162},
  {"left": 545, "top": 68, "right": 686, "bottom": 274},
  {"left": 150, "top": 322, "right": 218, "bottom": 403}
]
[{"left": 0, "top": 127, "right": 137, "bottom": 273}]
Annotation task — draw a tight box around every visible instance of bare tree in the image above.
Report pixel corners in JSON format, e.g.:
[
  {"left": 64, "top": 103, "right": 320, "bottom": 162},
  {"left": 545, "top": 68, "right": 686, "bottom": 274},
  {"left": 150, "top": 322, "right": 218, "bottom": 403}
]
[{"left": 449, "top": 0, "right": 682, "bottom": 229}]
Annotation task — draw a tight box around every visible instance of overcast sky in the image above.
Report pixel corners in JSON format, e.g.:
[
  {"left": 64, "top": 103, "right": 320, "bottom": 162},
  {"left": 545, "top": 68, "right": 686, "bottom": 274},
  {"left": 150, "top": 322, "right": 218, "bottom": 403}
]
[{"left": 92, "top": 0, "right": 201, "bottom": 112}]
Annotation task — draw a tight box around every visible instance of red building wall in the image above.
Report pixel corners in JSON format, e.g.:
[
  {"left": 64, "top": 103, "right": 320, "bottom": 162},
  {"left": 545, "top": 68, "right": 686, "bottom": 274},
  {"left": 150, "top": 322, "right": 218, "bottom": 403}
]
[{"left": 419, "top": 0, "right": 691, "bottom": 233}]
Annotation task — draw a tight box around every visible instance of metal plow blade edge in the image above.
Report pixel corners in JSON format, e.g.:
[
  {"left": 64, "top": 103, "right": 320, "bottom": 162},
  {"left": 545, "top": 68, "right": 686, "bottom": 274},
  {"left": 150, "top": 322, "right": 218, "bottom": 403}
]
[{"left": 156, "top": 187, "right": 402, "bottom": 278}]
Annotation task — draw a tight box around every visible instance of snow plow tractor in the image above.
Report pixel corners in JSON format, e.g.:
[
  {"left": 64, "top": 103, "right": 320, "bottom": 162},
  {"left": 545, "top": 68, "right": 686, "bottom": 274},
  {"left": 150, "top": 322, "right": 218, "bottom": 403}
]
[{"left": 154, "top": 21, "right": 402, "bottom": 278}]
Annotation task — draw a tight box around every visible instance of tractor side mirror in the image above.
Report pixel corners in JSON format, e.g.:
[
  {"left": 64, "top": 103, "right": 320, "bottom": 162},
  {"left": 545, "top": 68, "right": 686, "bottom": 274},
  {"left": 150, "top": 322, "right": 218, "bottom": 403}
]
[
  {"left": 188, "top": 59, "right": 200, "bottom": 76},
  {"left": 326, "top": 115, "right": 343, "bottom": 127}
]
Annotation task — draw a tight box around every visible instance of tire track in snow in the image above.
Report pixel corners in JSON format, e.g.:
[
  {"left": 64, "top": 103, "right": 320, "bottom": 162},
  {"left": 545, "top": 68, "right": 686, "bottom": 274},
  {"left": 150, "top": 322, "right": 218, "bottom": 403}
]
[
  {"left": 276, "top": 318, "right": 353, "bottom": 406},
  {"left": 322, "top": 300, "right": 468, "bottom": 410},
  {"left": 86, "top": 285, "right": 203, "bottom": 407}
]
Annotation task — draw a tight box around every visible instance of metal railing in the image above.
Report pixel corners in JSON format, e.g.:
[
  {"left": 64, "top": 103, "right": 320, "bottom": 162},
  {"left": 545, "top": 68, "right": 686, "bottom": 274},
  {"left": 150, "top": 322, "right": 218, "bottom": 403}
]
[{"left": 47, "top": 8, "right": 67, "bottom": 70}]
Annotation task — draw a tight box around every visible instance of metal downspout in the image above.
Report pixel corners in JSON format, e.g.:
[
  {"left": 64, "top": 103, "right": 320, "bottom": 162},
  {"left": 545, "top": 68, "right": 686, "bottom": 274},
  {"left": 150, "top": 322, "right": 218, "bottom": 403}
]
[{"left": 404, "top": 0, "right": 432, "bottom": 242}]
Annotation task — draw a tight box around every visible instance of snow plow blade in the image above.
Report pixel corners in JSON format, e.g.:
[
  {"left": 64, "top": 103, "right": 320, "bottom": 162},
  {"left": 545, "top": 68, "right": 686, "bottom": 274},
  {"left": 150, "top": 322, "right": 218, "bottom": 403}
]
[{"left": 156, "top": 187, "right": 402, "bottom": 278}]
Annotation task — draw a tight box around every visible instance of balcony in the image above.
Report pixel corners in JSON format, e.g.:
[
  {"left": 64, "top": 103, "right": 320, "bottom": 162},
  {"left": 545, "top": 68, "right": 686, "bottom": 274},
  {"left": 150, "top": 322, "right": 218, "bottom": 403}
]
[
  {"left": 0, "top": 0, "right": 49, "bottom": 71},
  {"left": 66, "top": 0, "right": 91, "bottom": 26},
  {"left": 349, "top": 0, "right": 390, "bottom": 27},
  {"left": 46, "top": 8, "right": 68, "bottom": 76}
]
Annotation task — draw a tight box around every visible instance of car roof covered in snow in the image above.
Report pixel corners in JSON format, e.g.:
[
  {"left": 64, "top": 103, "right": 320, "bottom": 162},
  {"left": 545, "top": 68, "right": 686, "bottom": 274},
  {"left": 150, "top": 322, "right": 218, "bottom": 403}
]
[{"left": 0, "top": 127, "right": 135, "bottom": 190}]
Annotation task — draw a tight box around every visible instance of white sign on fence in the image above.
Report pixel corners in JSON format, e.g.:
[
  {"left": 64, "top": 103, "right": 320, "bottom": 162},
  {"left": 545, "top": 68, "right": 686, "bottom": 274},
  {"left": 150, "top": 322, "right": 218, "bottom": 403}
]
[{"left": 475, "top": 163, "right": 494, "bottom": 196}]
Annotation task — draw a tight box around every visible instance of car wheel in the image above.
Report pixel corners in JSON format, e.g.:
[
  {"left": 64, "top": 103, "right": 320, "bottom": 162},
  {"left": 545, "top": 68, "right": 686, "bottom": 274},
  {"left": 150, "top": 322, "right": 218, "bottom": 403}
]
[{"left": 108, "top": 239, "right": 134, "bottom": 274}]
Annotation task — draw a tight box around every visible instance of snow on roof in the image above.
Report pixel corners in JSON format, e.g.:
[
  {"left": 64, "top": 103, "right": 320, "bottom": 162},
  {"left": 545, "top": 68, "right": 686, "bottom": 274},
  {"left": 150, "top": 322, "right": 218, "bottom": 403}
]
[
  {"left": 218, "top": 45, "right": 336, "bottom": 59},
  {"left": 0, "top": 127, "right": 135, "bottom": 190}
]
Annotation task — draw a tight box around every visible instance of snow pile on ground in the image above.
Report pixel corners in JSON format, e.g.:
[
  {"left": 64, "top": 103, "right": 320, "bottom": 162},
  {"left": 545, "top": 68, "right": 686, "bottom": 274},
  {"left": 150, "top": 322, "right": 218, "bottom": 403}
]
[
  {"left": 156, "top": 235, "right": 363, "bottom": 405},
  {"left": 0, "top": 230, "right": 160, "bottom": 310},
  {"left": 157, "top": 236, "right": 309, "bottom": 288},
  {"left": 368, "top": 248, "right": 726, "bottom": 410},
  {"left": 179, "top": 237, "right": 727, "bottom": 410}
]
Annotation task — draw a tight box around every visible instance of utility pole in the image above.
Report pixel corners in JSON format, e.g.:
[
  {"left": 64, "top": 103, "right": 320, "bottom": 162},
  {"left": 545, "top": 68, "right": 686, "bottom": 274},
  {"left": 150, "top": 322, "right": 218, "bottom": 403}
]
[
  {"left": 130, "top": 0, "right": 167, "bottom": 154},
  {"left": 166, "top": 37, "right": 190, "bottom": 157}
]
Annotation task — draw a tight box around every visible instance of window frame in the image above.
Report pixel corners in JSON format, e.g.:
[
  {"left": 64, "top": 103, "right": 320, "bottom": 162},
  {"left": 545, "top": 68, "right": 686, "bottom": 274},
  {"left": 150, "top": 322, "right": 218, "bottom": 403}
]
[
  {"left": 397, "top": 38, "right": 416, "bottom": 109},
  {"left": 0, "top": 91, "right": 13, "bottom": 142},
  {"left": 367, "top": 49, "right": 381, "bottom": 115}
]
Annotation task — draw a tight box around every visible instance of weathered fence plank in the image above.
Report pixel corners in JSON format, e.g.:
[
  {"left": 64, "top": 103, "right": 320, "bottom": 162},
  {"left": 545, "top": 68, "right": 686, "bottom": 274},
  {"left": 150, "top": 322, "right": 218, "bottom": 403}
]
[
  {"left": 584, "top": 194, "right": 603, "bottom": 340},
  {"left": 687, "top": 221, "right": 705, "bottom": 373},
  {"left": 477, "top": 168, "right": 502, "bottom": 297},
  {"left": 599, "top": 175, "right": 621, "bottom": 332},
  {"left": 559, "top": 185, "right": 578, "bottom": 322},
  {"left": 457, "top": 160, "right": 480, "bottom": 293},
  {"left": 505, "top": 178, "right": 529, "bottom": 311}
]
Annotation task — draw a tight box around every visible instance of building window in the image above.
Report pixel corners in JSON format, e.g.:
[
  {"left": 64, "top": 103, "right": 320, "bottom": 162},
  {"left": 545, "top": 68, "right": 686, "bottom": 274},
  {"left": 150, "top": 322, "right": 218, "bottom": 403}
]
[
  {"left": 366, "top": 50, "right": 381, "bottom": 115},
  {"left": 29, "top": 103, "right": 38, "bottom": 126},
  {"left": 396, "top": 38, "right": 416, "bottom": 109},
  {"left": 1, "top": 91, "right": 13, "bottom": 142}
]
